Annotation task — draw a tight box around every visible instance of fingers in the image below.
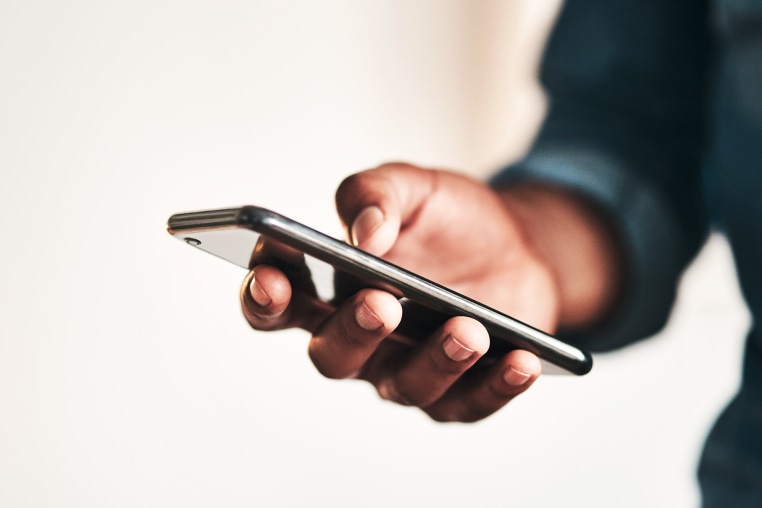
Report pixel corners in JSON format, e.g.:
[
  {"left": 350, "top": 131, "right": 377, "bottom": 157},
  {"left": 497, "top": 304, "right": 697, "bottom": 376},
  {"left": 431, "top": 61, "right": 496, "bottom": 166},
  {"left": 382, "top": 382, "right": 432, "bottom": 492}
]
[
  {"left": 363, "top": 316, "right": 491, "bottom": 408},
  {"left": 335, "top": 163, "right": 437, "bottom": 255},
  {"left": 359, "top": 316, "right": 540, "bottom": 422},
  {"left": 240, "top": 265, "right": 330, "bottom": 332},
  {"left": 308, "top": 289, "right": 403, "bottom": 379},
  {"left": 242, "top": 267, "right": 540, "bottom": 422},
  {"left": 423, "top": 349, "right": 542, "bottom": 423}
]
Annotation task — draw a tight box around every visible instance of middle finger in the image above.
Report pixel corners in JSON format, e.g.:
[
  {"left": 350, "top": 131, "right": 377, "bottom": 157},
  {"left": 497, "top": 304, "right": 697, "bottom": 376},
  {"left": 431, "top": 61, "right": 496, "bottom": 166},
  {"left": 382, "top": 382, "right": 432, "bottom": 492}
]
[{"left": 369, "top": 316, "right": 490, "bottom": 408}]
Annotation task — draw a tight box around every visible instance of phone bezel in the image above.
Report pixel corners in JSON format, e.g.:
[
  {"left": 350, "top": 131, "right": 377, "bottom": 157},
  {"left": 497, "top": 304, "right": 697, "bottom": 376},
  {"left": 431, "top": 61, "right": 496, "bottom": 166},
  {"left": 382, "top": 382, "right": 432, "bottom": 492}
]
[{"left": 168, "top": 206, "right": 593, "bottom": 375}]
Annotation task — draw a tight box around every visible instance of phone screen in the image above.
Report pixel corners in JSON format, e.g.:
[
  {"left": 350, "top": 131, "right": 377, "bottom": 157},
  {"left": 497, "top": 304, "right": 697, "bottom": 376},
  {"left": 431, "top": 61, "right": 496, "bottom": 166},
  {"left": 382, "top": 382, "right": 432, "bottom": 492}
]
[{"left": 180, "top": 227, "right": 340, "bottom": 303}]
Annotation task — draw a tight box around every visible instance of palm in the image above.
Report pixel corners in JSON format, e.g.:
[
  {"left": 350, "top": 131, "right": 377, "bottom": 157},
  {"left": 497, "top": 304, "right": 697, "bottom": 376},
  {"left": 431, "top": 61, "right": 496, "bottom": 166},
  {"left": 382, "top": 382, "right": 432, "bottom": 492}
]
[
  {"left": 243, "top": 163, "right": 549, "bottom": 423},
  {"left": 378, "top": 171, "right": 559, "bottom": 333}
]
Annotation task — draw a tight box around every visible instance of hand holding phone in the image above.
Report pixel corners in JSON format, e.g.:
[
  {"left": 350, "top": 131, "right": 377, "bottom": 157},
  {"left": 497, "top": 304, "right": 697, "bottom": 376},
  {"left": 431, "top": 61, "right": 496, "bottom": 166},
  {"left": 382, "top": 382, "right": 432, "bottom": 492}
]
[{"left": 169, "top": 164, "right": 596, "bottom": 422}]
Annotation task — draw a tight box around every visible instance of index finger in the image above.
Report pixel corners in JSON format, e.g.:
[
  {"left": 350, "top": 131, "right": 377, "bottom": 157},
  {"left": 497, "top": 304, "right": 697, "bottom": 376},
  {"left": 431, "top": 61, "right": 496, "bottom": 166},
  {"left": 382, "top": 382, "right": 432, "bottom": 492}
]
[{"left": 240, "top": 265, "right": 331, "bottom": 332}]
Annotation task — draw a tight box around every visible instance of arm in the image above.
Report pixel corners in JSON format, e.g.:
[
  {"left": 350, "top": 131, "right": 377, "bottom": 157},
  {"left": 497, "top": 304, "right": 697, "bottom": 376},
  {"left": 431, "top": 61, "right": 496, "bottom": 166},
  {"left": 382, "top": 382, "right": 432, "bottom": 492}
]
[
  {"left": 241, "top": 0, "right": 712, "bottom": 422},
  {"left": 493, "top": 0, "right": 712, "bottom": 350},
  {"left": 496, "top": 183, "right": 624, "bottom": 331}
]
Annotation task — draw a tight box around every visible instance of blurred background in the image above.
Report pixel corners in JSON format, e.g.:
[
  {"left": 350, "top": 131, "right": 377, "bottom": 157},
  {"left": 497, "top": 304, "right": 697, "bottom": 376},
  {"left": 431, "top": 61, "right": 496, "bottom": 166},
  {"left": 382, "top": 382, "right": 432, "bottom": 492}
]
[{"left": 0, "top": 1, "right": 750, "bottom": 506}]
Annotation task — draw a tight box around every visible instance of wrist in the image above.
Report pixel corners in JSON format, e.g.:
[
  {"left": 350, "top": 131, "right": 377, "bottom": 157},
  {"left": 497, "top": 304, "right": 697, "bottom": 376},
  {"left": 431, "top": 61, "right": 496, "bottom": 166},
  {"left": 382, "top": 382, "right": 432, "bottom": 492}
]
[{"left": 495, "top": 183, "right": 625, "bottom": 330}]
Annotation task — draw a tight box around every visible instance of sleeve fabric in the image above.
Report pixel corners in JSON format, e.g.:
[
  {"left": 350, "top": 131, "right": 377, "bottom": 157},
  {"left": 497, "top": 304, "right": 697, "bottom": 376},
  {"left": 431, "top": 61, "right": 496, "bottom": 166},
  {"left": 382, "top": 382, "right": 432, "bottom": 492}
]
[{"left": 491, "top": 0, "right": 712, "bottom": 351}]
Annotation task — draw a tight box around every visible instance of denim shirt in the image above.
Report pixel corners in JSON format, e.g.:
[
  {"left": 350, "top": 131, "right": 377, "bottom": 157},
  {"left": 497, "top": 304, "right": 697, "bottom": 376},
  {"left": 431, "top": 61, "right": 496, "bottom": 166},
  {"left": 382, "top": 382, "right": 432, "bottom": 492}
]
[{"left": 492, "top": 1, "right": 762, "bottom": 505}]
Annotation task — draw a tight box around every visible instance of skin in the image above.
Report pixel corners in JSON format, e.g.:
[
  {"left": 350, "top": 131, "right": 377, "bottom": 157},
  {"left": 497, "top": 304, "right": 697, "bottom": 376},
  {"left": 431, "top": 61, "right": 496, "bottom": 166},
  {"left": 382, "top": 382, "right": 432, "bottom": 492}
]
[{"left": 240, "top": 162, "right": 623, "bottom": 422}]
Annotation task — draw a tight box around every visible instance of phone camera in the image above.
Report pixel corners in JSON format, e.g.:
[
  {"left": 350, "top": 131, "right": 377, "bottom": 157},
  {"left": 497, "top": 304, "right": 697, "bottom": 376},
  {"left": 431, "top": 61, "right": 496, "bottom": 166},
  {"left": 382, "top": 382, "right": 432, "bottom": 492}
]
[{"left": 184, "top": 237, "right": 201, "bottom": 246}]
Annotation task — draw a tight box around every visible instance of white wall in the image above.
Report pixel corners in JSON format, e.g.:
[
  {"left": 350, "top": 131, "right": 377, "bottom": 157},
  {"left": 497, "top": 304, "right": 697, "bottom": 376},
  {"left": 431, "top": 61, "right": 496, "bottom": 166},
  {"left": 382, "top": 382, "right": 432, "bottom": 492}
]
[{"left": 0, "top": 1, "right": 748, "bottom": 506}]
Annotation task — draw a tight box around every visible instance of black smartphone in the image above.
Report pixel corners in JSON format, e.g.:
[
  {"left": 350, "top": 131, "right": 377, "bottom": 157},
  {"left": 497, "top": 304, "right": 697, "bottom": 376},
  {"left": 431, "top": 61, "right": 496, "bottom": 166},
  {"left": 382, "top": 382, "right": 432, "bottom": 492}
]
[{"left": 167, "top": 206, "right": 593, "bottom": 375}]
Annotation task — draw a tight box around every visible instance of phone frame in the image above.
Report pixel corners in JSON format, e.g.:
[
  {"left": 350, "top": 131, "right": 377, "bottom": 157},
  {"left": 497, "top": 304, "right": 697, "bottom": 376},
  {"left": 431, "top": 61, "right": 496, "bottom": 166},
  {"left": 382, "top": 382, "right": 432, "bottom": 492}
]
[{"left": 167, "top": 206, "right": 593, "bottom": 375}]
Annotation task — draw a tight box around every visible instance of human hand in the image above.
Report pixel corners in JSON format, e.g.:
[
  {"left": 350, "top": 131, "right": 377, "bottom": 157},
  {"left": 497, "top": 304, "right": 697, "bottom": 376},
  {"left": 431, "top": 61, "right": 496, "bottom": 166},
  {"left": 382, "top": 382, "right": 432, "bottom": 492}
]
[{"left": 241, "top": 163, "right": 620, "bottom": 421}]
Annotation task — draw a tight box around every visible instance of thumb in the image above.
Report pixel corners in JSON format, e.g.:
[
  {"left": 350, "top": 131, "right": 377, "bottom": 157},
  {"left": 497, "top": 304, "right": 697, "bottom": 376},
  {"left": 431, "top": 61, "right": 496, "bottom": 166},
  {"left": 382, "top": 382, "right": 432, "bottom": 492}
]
[{"left": 335, "top": 163, "right": 437, "bottom": 256}]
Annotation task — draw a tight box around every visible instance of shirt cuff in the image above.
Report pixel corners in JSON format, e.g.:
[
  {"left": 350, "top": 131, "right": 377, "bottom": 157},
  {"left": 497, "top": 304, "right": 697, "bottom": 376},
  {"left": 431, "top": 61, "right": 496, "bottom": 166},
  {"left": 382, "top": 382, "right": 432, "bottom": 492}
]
[{"left": 491, "top": 143, "right": 695, "bottom": 352}]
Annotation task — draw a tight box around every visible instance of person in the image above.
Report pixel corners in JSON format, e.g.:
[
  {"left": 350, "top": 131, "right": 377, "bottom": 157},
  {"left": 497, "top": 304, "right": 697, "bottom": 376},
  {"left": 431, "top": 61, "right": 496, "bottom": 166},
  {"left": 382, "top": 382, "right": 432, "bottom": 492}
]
[{"left": 240, "top": 0, "right": 761, "bottom": 505}]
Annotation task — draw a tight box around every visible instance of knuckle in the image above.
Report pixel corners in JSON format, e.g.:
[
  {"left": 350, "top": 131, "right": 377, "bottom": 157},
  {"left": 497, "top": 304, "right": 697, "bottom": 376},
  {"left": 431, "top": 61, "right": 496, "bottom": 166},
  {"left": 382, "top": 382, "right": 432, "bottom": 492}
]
[
  {"left": 464, "top": 394, "right": 502, "bottom": 422},
  {"left": 426, "top": 410, "right": 455, "bottom": 423},
  {"left": 425, "top": 406, "right": 472, "bottom": 423},
  {"left": 335, "top": 317, "right": 372, "bottom": 350},
  {"left": 456, "top": 405, "right": 491, "bottom": 423},
  {"left": 376, "top": 379, "right": 414, "bottom": 406},
  {"left": 375, "top": 161, "right": 415, "bottom": 172},
  {"left": 487, "top": 383, "right": 515, "bottom": 404},
  {"left": 239, "top": 287, "right": 284, "bottom": 332},
  {"left": 428, "top": 353, "right": 469, "bottom": 377},
  {"left": 308, "top": 343, "right": 350, "bottom": 380},
  {"left": 388, "top": 377, "right": 439, "bottom": 408},
  {"left": 336, "top": 173, "right": 365, "bottom": 201},
  {"left": 241, "top": 306, "right": 280, "bottom": 332},
  {"left": 397, "top": 389, "right": 427, "bottom": 408}
]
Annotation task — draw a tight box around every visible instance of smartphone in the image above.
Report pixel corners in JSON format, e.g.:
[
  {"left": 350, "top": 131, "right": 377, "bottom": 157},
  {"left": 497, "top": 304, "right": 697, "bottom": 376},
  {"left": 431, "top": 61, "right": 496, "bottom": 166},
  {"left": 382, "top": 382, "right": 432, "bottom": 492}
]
[{"left": 167, "top": 206, "right": 593, "bottom": 375}]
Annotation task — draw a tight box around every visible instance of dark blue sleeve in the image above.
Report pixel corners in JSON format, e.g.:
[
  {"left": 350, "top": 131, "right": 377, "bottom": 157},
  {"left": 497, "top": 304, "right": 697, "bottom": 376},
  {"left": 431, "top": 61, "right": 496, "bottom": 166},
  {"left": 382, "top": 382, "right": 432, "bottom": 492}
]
[{"left": 492, "top": 0, "right": 712, "bottom": 351}]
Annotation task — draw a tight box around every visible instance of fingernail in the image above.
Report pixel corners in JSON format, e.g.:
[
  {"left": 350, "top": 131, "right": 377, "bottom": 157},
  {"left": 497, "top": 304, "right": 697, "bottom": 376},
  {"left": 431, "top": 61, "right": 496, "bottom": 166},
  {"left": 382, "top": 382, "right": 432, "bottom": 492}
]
[
  {"left": 503, "top": 366, "right": 532, "bottom": 387},
  {"left": 351, "top": 206, "right": 384, "bottom": 247},
  {"left": 355, "top": 298, "right": 383, "bottom": 331},
  {"left": 249, "top": 273, "right": 272, "bottom": 307},
  {"left": 443, "top": 335, "right": 475, "bottom": 362}
]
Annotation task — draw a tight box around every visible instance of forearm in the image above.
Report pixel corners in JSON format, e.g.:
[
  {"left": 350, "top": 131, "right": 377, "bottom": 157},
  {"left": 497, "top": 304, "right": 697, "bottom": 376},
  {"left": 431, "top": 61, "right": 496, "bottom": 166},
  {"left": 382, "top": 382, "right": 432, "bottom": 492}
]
[
  {"left": 496, "top": 183, "right": 624, "bottom": 331},
  {"left": 485, "top": 0, "right": 709, "bottom": 349}
]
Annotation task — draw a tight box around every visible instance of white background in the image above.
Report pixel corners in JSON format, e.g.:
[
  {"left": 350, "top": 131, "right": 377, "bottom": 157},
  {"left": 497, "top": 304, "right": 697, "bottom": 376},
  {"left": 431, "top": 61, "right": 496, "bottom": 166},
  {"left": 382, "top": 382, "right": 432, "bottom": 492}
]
[{"left": 0, "top": 1, "right": 750, "bottom": 506}]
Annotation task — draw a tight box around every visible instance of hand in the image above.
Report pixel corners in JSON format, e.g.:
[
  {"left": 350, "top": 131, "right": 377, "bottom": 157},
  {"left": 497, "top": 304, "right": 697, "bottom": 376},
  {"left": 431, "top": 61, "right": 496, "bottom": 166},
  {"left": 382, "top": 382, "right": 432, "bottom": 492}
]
[{"left": 241, "top": 163, "right": 621, "bottom": 421}]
